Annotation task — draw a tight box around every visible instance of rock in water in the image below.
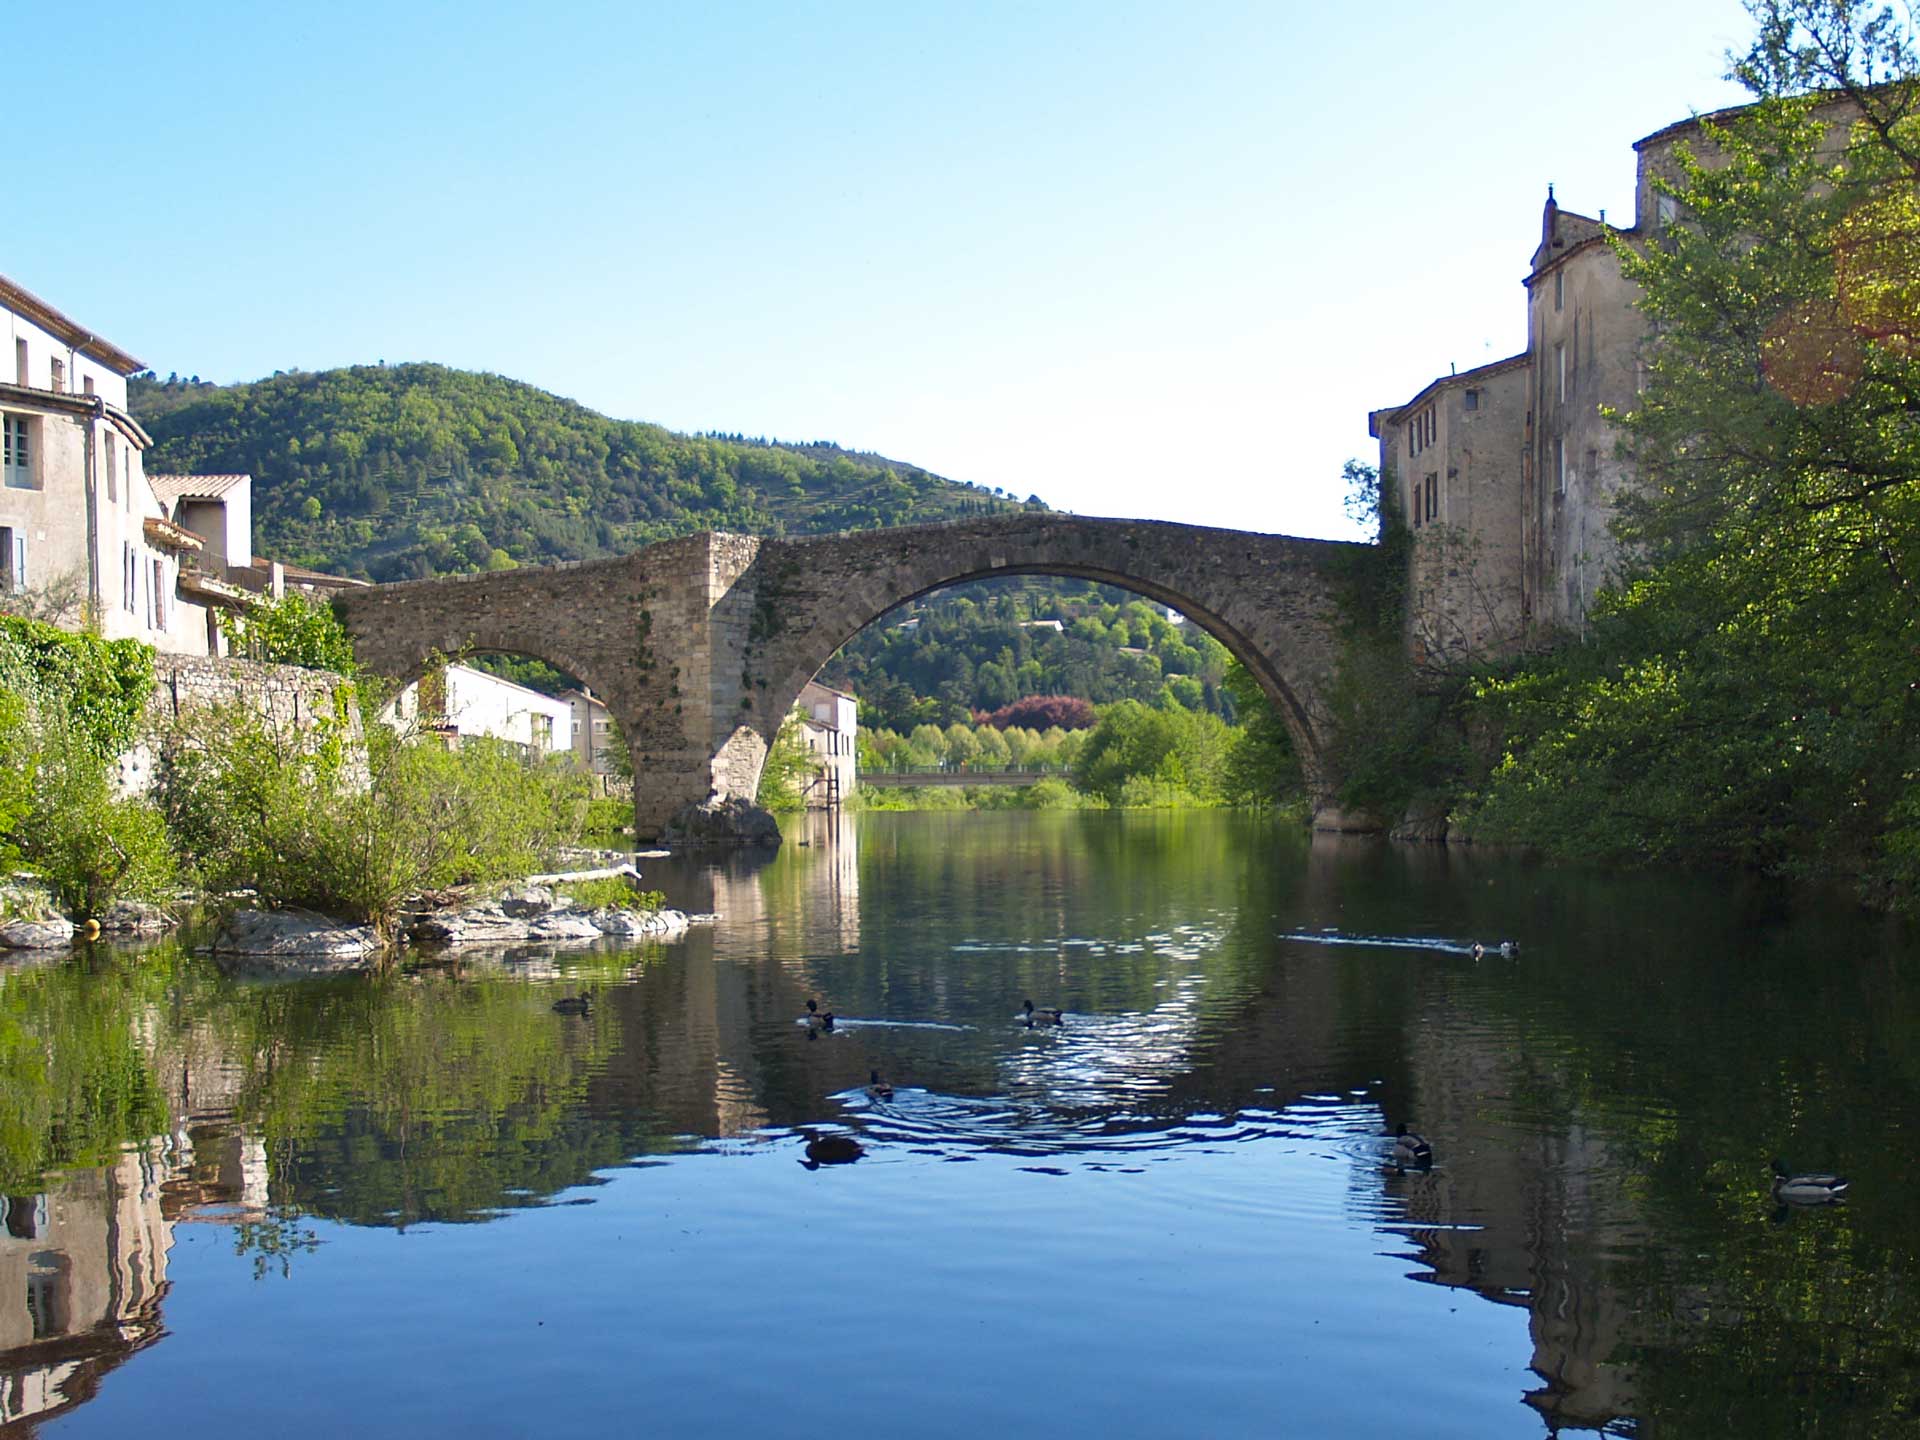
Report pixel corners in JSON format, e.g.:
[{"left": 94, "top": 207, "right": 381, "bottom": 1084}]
[
  {"left": 211, "top": 908, "right": 382, "bottom": 970},
  {"left": 662, "top": 796, "right": 783, "bottom": 848},
  {"left": 0, "top": 916, "right": 76, "bottom": 950}
]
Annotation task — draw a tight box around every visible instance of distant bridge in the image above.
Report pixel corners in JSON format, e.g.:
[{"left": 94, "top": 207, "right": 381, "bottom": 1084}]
[{"left": 332, "top": 515, "right": 1366, "bottom": 839}]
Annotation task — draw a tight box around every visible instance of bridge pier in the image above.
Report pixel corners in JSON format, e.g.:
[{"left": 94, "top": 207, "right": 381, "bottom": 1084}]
[{"left": 333, "top": 518, "right": 1367, "bottom": 844}]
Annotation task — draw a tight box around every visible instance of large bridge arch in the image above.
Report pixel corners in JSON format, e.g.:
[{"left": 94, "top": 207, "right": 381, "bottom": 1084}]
[{"left": 334, "top": 519, "right": 1367, "bottom": 840}]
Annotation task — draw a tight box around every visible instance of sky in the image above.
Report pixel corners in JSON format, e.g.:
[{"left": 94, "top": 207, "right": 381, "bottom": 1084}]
[{"left": 15, "top": 1, "right": 1757, "bottom": 541}]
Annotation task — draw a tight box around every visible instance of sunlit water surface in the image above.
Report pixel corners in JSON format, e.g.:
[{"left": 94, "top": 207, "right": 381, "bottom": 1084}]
[{"left": 3, "top": 811, "right": 1915, "bottom": 1437}]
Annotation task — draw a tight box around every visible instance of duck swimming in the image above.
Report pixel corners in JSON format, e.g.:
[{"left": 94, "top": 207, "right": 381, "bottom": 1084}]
[
  {"left": 801, "top": 1131, "right": 864, "bottom": 1168},
  {"left": 1771, "top": 1159, "right": 1848, "bottom": 1204},
  {"left": 1470, "top": 942, "right": 1519, "bottom": 960},
  {"left": 804, "top": 998, "right": 835, "bottom": 1030},
  {"left": 551, "top": 993, "right": 593, "bottom": 1017},
  {"left": 1392, "top": 1124, "right": 1433, "bottom": 1167},
  {"left": 1022, "top": 999, "right": 1065, "bottom": 1027},
  {"left": 865, "top": 1069, "right": 894, "bottom": 1101}
]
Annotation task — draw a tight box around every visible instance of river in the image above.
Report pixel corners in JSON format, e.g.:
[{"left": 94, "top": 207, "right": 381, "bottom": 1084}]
[{"left": 1, "top": 810, "right": 1914, "bottom": 1436}]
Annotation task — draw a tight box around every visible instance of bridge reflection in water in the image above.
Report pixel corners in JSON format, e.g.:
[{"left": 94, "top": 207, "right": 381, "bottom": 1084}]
[{"left": 0, "top": 813, "right": 1908, "bottom": 1434}]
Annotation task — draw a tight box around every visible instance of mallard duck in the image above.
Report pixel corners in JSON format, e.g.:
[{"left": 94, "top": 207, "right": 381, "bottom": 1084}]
[
  {"left": 865, "top": 1069, "right": 894, "bottom": 1101},
  {"left": 1771, "top": 1159, "right": 1848, "bottom": 1204},
  {"left": 804, "top": 998, "right": 835, "bottom": 1030},
  {"left": 1022, "top": 999, "right": 1065, "bottom": 1027},
  {"left": 1470, "top": 941, "right": 1518, "bottom": 960},
  {"left": 1392, "top": 1123, "right": 1433, "bottom": 1167},
  {"left": 801, "top": 1131, "right": 863, "bottom": 1168},
  {"left": 552, "top": 993, "right": 593, "bottom": 1017}
]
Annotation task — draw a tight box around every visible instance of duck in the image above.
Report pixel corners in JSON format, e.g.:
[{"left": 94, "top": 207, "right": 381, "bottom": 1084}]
[
  {"left": 801, "top": 1131, "right": 864, "bottom": 1168},
  {"left": 1470, "top": 941, "right": 1518, "bottom": 960},
  {"left": 551, "top": 993, "right": 593, "bottom": 1017},
  {"left": 1022, "top": 999, "right": 1066, "bottom": 1027},
  {"left": 804, "top": 998, "right": 835, "bottom": 1031},
  {"left": 865, "top": 1069, "right": 894, "bottom": 1101},
  {"left": 1392, "top": 1123, "right": 1434, "bottom": 1168},
  {"left": 1771, "top": 1158, "right": 1848, "bottom": 1204}
]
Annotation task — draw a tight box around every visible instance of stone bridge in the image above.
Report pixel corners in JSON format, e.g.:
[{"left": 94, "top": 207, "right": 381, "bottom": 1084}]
[{"left": 332, "top": 515, "right": 1366, "bottom": 839}]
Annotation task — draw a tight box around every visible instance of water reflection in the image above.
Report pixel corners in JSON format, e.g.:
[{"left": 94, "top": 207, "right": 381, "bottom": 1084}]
[{"left": 0, "top": 814, "right": 1913, "bottom": 1436}]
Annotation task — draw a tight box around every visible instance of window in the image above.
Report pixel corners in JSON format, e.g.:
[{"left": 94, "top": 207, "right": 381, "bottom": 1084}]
[
  {"left": 1657, "top": 193, "right": 1678, "bottom": 228},
  {"left": 83, "top": 375, "right": 94, "bottom": 397},
  {"left": 123, "top": 543, "right": 137, "bottom": 612},
  {"left": 531, "top": 714, "right": 554, "bottom": 751},
  {"left": 0, "top": 527, "right": 21, "bottom": 592},
  {"left": 2, "top": 415, "right": 31, "bottom": 488},
  {"left": 49, "top": 357, "right": 64, "bottom": 394},
  {"left": 1409, "top": 477, "right": 1422, "bottom": 527},
  {"left": 12, "top": 338, "right": 24, "bottom": 386},
  {"left": 1556, "top": 343, "right": 1566, "bottom": 404},
  {"left": 1464, "top": 388, "right": 1479, "bottom": 412},
  {"left": 1426, "top": 473, "right": 1439, "bottom": 522},
  {"left": 151, "top": 557, "right": 168, "bottom": 630},
  {"left": 104, "top": 431, "right": 117, "bottom": 503},
  {"left": 1554, "top": 269, "right": 1564, "bottom": 312}
]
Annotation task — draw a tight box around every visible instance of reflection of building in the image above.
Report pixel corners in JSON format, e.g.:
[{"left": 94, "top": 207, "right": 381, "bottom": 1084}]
[
  {"left": 795, "top": 679, "right": 857, "bottom": 808},
  {"left": 387, "top": 663, "right": 574, "bottom": 756},
  {"left": 0, "top": 1149, "right": 171, "bottom": 1427}
]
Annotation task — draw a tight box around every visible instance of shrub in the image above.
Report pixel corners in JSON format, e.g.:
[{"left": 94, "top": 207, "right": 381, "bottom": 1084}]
[
  {"left": 218, "top": 592, "right": 358, "bottom": 674},
  {"left": 559, "top": 877, "right": 666, "bottom": 912},
  {"left": 162, "top": 704, "right": 588, "bottom": 935}
]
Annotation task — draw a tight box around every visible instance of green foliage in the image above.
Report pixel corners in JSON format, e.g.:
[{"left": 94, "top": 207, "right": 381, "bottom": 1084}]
[
  {"left": 219, "top": 591, "right": 359, "bottom": 673},
  {"left": 756, "top": 708, "right": 819, "bottom": 812},
  {"left": 130, "top": 364, "right": 1035, "bottom": 583},
  {"left": 17, "top": 707, "right": 177, "bottom": 914},
  {"left": 1218, "top": 659, "right": 1304, "bottom": 807},
  {"left": 582, "top": 796, "right": 633, "bottom": 837},
  {"left": 161, "top": 704, "right": 588, "bottom": 933},
  {"left": 821, "top": 581, "right": 1234, "bottom": 729},
  {"left": 1070, "top": 700, "right": 1231, "bottom": 806},
  {"left": 0, "top": 614, "right": 154, "bottom": 758},
  {"left": 559, "top": 877, "right": 666, "bottom": 912}
]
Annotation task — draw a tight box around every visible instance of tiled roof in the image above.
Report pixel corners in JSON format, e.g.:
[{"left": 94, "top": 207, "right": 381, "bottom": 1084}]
[{"left": 148, "top": 473, "right": 251, "bottom": 504}]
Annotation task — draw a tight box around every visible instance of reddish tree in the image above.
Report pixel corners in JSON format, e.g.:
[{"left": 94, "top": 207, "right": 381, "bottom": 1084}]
[{"left": 983, "top": 694, "right": 1098, "bottom": 731}]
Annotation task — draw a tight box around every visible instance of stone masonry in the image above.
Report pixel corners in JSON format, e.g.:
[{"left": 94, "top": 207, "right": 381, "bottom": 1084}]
[{"left": 333, "top": 516, "right": 1366, "bottom": 838}]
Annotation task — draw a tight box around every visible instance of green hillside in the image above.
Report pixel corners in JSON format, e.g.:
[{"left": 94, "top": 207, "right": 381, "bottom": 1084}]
[{"left": 131, "top": 365, "right": 1037, "bottom": 583}]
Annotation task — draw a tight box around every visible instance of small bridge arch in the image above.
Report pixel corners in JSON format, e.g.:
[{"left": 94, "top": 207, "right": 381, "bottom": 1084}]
[{"left": 334, "top": 517, "right": 1366, "bottom": 839}]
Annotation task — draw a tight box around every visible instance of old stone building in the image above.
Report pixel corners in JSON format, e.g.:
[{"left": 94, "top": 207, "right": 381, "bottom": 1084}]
[{"left": 1372, "top": 93, "right": 1865, "bottom": 660}]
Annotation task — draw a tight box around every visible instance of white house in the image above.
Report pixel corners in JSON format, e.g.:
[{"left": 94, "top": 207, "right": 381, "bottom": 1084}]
[
  {"left": 386, "top": 663, "right": 573, "bottom": 757},
  {"left": 796, "top": 679, "right": 857, "bottom": 808}
]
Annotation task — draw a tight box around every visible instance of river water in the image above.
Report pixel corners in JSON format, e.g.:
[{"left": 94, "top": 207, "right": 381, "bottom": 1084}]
[{"left": 2, "top": 810, "right": 1915, "bottom": 1437}]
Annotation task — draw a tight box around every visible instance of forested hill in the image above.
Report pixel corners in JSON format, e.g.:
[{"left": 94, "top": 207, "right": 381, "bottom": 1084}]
[{"left": 131, "top": 365, "right": 1037, "bottom": 582}]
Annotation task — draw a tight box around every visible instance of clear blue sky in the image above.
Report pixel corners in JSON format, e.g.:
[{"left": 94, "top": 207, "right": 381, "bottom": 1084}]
[{"left": 17, "top": 1, "right": 1756, "bottom": 539}]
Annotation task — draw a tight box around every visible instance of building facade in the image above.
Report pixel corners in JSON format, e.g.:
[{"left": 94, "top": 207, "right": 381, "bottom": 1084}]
[
  {"left": 796, "top": 679, "right": 857, "bottom": 808},
  {"left": 1371, "top": 95, "right": 1863, "bottom": 658},
  {"left": 387, "top": 662, "right": 574, "bottom": 757}
]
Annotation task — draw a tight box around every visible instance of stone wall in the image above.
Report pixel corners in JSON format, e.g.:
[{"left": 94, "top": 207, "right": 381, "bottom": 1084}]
[{"left": 119, "top": 655, "right": 359, "bottom": 796}]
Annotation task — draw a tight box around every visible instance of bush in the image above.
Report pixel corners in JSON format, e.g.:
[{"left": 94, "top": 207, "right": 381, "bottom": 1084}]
[
  {"left": 217, "top": 592, "right": 357, "bottom": 673},
  {"left": 982, "top": 695, "right": 1097, "bottom": 731},
  {"left": 559, "top": 878, "right": 665, "bottom": 912},
  {"left": 582, "top": 797, "right": 632, "bottom": 836},
  {"left": 1071, "top": 701, "right": 1229, "bottom": 806},
  {"left": 162, "top": 703, "right": 588, "bottom": 935}
]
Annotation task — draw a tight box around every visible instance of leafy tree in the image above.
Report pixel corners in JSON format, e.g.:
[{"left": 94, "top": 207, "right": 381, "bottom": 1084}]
[{"left": 219, "top": 592, "right": 359, "bottom": 674}]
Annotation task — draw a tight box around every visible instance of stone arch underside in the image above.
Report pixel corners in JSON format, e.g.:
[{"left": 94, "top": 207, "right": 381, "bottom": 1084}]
[
  {"left": 734, "top": 517, "right": 1360, "bottom": 813},
  {"left": 333, "top": 520, "right": 1366, "bottom": 839}
]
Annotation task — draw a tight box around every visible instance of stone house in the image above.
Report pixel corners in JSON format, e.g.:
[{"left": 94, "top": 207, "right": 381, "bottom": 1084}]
[
  {"left": 1372, "top": 93, "right": 1865, "bottom": 660},
  {"left": 796, "top": 679, "right": 857, "bottom": 808}
]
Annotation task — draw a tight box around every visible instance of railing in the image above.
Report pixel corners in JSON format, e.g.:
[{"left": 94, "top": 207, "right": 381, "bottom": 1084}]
[{"left": 861, "top": 769, "right": 1056, "bottom": 788}]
